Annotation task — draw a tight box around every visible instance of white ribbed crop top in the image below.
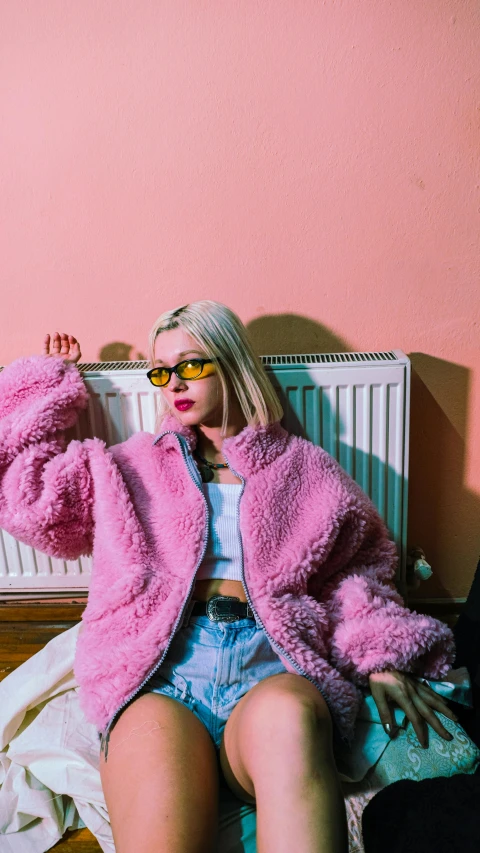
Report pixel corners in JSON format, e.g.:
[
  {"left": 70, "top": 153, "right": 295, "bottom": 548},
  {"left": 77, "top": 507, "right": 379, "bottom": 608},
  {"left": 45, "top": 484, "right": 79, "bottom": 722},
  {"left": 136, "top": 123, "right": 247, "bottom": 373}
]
[{"left": 195, "top": 482, "right": 243, "bottom": 581}]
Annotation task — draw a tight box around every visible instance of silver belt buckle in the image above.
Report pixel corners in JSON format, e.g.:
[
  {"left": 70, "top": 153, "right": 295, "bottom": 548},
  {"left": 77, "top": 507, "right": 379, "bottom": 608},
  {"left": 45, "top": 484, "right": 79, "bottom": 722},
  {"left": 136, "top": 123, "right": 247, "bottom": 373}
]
[{"left": 206, "top": 594, "right": 241, "bottom": 623}]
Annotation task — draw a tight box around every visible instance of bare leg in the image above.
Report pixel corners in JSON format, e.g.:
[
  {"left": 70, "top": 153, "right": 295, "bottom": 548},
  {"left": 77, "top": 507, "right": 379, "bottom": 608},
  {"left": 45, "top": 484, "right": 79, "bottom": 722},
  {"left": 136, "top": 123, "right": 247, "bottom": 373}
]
[
  {"left": 100, "top": 692, "right": 219, "bottom": 853},
  {"left": 220, "top": 673, "right": 348, "bottom": 853}
]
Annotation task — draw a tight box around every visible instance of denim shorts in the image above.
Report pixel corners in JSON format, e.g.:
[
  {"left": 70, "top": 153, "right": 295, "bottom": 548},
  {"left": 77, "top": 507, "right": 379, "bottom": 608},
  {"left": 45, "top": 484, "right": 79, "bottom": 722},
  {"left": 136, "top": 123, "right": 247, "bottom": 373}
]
[{"left": 136, "top": 609, "right": 290, "bottom": 754}]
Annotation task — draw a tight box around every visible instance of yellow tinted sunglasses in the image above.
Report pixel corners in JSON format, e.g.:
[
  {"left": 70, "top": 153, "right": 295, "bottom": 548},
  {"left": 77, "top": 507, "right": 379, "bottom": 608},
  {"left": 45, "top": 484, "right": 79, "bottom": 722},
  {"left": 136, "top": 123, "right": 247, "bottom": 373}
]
[{"left": 146, "top": 358, "right": 217, "bottom": 387}]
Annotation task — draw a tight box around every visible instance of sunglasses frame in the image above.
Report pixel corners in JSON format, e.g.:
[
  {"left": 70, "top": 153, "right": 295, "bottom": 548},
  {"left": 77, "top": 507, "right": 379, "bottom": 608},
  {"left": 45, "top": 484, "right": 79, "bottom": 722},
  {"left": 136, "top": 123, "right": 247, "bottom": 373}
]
[{"left": 146, "top": 358, "right": 217, "bottom": 387}]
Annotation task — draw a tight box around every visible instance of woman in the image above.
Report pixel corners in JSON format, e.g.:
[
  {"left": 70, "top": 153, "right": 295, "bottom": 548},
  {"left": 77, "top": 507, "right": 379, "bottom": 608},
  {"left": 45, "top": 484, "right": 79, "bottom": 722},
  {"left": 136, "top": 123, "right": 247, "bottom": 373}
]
[{"left": 0, "top": 300, "right": 457, "bottom": 853}]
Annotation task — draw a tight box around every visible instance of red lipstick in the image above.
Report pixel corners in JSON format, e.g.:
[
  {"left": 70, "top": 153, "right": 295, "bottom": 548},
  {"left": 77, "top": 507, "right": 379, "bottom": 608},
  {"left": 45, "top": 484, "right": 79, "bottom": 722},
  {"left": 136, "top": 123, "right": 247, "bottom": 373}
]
[{"left": 174, "top": 399, "right": 194, "bottom": 411}]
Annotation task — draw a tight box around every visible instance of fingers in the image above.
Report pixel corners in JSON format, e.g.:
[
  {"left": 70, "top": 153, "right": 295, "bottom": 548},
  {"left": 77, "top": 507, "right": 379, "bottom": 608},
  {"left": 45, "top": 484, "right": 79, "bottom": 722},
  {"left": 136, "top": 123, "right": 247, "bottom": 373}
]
[
  {"left": 44, "top": 332, "right": 66, "bottom": 355},
  {"left": 369, "top": 680, "right": 397, "bottom": 737},
  {"left": 369, "top": 671, "right": 461, "bottom": 750},
  {"left": 371, "top": 674, "right": 442, "bottom": 748},
  {"left": 406, "top": 680, "right": 454, "bottom": 746},
  {"left": 66, "top": 335, "right": 80, "bottom": 357},
  {"left": 43, "top": 333, "right": 79, "bottom": 360},
  {"left": 391, "top": 685, "right": 428, "bottom": 747},
  {"left": 56, "top": 333, "right": 70, "bottom": 355},
  {"left": 414, "top": 681, "right": 459, "bottom": 723}
]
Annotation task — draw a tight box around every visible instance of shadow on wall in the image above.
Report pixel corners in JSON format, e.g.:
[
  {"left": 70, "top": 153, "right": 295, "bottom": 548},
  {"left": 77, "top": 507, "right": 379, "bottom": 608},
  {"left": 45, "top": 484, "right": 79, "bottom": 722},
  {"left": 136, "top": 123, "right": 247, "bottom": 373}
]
[
  {"left": 99, "top": 342, "right": 146, "bottom": 361},
  {"left": 97, "top": 314, "right": 479, "bottom": 601},
  {"left": 407, "top": 354, "right": 480, "bottom": 601},
  {"left": 97, "top": 313, "right": 350, "bottom": 363},
  {"left": 246, "top": 313, "right": 350, "bottom": 354}
]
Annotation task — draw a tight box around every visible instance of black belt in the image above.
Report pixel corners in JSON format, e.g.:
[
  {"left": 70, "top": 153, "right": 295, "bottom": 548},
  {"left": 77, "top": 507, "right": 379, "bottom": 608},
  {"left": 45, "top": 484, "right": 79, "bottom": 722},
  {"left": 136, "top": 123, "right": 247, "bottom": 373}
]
[{"left": 191, "top": 595, "right": 255, "bottom": 622}]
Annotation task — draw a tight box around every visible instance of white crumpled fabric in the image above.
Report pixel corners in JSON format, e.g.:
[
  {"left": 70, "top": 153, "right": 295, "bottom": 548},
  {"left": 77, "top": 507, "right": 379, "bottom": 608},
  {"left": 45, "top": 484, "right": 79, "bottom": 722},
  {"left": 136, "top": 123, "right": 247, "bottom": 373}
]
[
  {"left": 0, "top": 621, "right": 474, "bottom": 853},
  {"left": 0, "top": 622, "right": 114, "bottom": 852}
]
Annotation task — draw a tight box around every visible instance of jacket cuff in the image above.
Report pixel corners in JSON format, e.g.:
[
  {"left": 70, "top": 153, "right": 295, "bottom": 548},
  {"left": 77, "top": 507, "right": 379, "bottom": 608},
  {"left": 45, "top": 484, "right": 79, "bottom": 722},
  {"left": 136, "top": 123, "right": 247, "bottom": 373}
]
[
  {"left": 0, "top": 354, "right": 87, "bottom": 416},
  {"left": 0, "top": 355, "right": 89, "bottom": 459},
  {"left": 332, "top": 610, "right": 456, "bottom": 687}
]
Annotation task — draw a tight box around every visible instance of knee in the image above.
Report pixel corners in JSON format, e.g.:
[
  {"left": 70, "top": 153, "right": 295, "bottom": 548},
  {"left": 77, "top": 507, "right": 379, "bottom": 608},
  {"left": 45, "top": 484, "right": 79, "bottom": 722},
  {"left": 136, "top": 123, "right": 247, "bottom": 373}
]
[{"left": 251, "top": 675, "right": 333, "bottom": 747}]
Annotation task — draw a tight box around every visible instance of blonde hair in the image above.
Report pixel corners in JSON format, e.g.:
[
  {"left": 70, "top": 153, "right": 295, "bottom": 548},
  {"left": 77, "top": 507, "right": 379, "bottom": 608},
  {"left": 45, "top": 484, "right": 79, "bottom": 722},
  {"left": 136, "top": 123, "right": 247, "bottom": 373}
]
[{"left": 148, "top": 300, "right": 284, "bottom": 437}]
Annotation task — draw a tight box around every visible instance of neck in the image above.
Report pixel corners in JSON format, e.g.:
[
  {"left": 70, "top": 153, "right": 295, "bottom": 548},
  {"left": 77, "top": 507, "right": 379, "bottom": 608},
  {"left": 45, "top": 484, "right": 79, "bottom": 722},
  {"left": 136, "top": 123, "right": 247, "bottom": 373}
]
[{"left": 194, "top": 401, "right": 247, "bottom": 462}]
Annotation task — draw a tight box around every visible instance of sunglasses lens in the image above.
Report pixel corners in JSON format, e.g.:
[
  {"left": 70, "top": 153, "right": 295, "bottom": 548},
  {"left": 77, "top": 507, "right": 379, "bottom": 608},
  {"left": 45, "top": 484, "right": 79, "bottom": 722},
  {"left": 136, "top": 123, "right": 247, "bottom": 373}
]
[
  {"left": 177, "top": 360, "right": 203, "bottom": 379},
  {"left": 149, "top": 369, "right": 169, "bottom": 386}
]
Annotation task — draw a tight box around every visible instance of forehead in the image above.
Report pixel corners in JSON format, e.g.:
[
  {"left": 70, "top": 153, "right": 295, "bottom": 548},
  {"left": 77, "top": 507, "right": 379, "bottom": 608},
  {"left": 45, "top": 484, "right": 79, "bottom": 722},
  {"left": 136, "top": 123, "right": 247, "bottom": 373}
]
[{"left": 154, "top": 327, "right": 206, "bottom": 364}]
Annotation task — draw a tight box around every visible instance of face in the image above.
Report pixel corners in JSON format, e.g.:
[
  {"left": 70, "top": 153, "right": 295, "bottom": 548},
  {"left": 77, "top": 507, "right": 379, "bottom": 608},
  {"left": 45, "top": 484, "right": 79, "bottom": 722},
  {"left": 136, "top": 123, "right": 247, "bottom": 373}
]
[{"left": 153, "top": 327, "right": 224, "bottom": 426}]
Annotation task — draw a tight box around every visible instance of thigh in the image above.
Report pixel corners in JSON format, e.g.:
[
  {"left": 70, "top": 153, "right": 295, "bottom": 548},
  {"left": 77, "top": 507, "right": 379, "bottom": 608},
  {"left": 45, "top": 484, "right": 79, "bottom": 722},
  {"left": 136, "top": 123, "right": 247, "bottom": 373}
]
[
  {"left": 100, "top": 692, "right": 219, "bottom": 853},
  {"left": 219, "top": 672, "right": 333, "bottom": 804}
]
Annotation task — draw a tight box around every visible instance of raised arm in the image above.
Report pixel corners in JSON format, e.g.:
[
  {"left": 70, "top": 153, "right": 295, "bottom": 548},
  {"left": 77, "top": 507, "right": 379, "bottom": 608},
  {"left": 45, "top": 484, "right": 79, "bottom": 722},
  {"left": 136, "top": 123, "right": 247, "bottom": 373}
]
[{"left": 0, "top": 334, "right": 95, "bottom": 560}]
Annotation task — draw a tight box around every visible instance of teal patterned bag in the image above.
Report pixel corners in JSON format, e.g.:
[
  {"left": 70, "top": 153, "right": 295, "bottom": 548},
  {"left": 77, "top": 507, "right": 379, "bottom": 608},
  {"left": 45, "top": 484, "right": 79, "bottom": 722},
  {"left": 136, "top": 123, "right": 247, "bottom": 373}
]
[
  {"left": 359, "top": 711, "right": 480, "bottom": 786},
  {"left": 340, "top": 669, "right": 480, "bottom": 853}
]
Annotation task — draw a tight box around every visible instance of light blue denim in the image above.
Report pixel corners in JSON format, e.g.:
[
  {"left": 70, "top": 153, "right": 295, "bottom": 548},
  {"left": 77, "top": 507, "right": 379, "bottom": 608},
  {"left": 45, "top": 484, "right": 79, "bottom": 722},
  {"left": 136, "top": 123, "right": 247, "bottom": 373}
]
[{"left": 137, "top": 610, "right": 290, "bottom": 754}]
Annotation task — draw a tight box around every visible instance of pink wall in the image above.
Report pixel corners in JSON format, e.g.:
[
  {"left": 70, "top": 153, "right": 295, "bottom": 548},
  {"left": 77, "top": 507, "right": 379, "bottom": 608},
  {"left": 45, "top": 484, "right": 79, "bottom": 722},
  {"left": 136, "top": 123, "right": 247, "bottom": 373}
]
[{"left": 1, "top": 1, "right": 479, "bottom": 599}]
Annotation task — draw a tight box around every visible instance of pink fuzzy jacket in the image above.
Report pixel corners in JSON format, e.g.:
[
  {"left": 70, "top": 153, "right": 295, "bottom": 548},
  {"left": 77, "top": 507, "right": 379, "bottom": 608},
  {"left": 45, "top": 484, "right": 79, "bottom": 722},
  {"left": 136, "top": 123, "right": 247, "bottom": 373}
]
[{"left": 0, "top": 355, "right": 455, "bottom": 748}]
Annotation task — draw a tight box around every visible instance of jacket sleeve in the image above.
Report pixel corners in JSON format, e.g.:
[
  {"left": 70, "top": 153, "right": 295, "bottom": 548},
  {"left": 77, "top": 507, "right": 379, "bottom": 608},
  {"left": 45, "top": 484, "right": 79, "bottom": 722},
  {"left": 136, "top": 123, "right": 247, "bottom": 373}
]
[
  {"left": 0, "top": 355, "right": 95, "bottom": 560},
  {"left": 307, "top": 457, "right": 455, "bottom": 687}
]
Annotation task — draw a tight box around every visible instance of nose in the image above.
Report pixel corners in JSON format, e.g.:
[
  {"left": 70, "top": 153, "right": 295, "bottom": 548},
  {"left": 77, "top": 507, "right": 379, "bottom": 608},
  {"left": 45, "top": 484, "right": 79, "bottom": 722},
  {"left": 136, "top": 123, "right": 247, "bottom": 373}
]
[{"left": 169, "top": 372, "right": 188, "bottom": 392}]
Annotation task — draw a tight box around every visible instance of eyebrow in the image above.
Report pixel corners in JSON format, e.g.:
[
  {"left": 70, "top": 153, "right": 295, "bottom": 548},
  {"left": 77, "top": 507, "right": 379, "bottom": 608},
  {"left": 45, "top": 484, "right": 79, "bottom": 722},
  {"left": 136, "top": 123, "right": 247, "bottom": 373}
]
[{"left": 154, "top": 350, "right": 205, "bottom": 365}]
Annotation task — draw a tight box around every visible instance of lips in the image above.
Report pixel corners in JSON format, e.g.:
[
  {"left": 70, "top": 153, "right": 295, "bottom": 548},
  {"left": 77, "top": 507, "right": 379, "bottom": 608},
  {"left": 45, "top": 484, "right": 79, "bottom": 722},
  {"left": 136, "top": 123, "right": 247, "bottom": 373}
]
[{"left": 174, "top": 400, "right": 195, "bottom": 411}]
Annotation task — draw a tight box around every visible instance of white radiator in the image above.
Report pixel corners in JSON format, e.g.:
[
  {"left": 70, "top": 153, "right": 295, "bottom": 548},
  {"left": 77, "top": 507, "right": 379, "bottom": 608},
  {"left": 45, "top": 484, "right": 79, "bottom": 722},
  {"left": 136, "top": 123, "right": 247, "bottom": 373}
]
[{"left": 0, "top": 350, "right": 410, "bottom": 599}]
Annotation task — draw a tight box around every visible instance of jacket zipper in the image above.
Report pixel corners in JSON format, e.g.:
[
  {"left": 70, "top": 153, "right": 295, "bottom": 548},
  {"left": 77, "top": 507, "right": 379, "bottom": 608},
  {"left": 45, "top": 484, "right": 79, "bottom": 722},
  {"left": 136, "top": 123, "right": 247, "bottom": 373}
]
[
  {"left": 100, "top": 429, "right": 348, "bottom": 757},
  {"left": 221, "top": 452, "right": 344, "bottom": 740},
  {"left": 100, "top": 430, "right": 209, "bottom": 761}
]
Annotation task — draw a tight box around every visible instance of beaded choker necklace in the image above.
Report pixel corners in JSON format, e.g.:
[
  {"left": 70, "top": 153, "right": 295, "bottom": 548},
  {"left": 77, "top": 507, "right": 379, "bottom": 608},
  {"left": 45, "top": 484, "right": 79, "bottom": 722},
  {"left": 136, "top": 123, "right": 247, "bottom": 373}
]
[{"left": 193, "top": 449, "right": 229, "bottom": 483}]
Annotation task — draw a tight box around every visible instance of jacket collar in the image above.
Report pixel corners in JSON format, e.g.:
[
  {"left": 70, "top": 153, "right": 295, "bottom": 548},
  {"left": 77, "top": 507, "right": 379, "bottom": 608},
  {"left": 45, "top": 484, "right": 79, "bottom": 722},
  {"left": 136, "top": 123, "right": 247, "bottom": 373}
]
[{"left": 153, "top": 412, "right": 290, "bottom": 476}]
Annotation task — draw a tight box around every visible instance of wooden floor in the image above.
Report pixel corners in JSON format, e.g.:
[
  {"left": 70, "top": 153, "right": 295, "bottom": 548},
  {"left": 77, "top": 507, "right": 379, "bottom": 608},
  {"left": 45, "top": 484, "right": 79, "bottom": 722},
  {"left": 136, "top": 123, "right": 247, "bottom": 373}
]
[
  {"left": 0, "top": 597, "right": 460, "bottom": 852},
  {"left": 0, "top": 600, "right": 103, "bottom": 851},
  {"left": 51, "top": 829, "right": 102, "bottom": 851}
]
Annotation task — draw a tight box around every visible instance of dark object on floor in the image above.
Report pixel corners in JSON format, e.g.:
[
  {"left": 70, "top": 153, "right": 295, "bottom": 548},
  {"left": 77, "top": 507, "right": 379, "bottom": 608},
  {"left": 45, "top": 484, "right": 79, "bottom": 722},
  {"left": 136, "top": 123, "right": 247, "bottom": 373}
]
[
  {"left": 453, "top": 556, "right": 480, "bottom": 747},
  {"left": 362, "top": 767, "right": 480, "bottom": 853}
]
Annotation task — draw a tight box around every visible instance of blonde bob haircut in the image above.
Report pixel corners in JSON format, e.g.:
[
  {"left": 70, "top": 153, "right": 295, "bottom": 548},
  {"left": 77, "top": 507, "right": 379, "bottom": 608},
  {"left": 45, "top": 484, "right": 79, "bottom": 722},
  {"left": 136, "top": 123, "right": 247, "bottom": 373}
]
[{"left": 148, "top": 300, "right": 284, "bottom": 437}]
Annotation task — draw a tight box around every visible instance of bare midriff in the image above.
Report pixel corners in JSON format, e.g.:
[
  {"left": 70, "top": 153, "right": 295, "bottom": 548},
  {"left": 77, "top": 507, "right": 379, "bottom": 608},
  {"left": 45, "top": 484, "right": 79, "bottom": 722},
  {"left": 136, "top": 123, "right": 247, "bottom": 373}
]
[
  {"left": 192, "top": 458, "right": 248, "bottom": 603},
  {"left": 193, "top": 578, "right": 248, "bottom": 603}
]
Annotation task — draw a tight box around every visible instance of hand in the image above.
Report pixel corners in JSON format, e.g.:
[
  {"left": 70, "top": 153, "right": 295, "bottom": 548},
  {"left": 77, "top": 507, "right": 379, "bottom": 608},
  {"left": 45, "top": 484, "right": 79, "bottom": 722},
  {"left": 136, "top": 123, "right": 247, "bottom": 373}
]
[
  {"left": 368, "top": 669, "right": 459, "bottom": 749},
  {"left": 43, "top": 333, "right": 82, "bottom": 365}
]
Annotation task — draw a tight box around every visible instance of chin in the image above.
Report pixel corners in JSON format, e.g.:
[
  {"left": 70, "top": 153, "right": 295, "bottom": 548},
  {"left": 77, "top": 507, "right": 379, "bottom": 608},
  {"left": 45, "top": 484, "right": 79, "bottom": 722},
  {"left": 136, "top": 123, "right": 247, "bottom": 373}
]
[{"left": 173, "top": 408, "right": 201, "bottom": 423}]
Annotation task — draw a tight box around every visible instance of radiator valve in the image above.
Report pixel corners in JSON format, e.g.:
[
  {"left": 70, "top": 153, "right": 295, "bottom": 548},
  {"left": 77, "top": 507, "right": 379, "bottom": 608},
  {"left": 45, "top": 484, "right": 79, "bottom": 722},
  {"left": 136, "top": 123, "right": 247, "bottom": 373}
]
[{"left": 406, "top": 546, "right": 433, "bottom": 590}]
